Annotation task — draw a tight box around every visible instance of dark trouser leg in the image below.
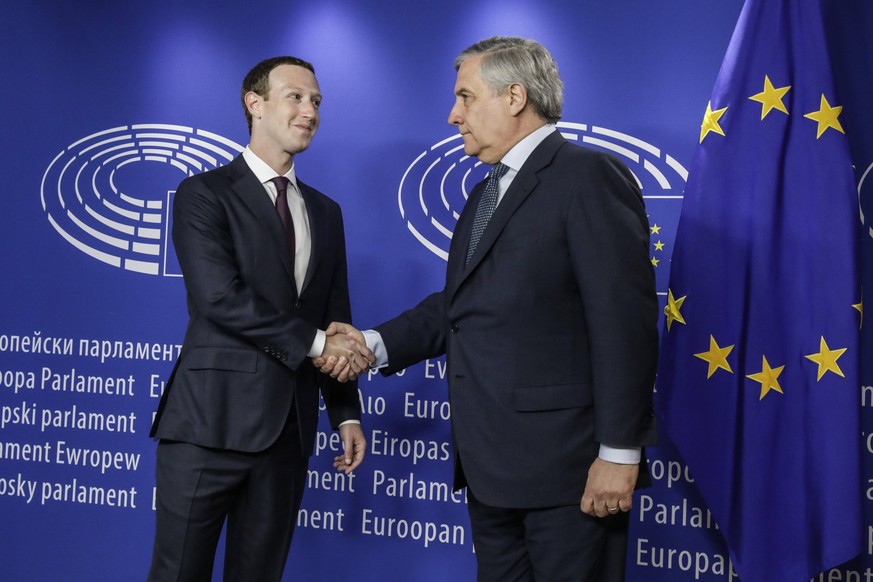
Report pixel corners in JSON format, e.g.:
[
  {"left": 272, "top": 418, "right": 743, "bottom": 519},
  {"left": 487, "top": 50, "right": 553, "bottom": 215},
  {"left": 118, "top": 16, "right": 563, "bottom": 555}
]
[
  {"left": 467, "top": 488, "right": 630, "bottom": 582},
  {"left": 223, "top": 412, "right": 308, "bottom": 582},
  {"left": 467, "top": 488, "right": 535, "bottom": 582},
  {"left": 148, "top": 440, "right": 243, "bottom": 582},
  {"left": 524, "top": 504, "right": 629, "bottom": 582}
]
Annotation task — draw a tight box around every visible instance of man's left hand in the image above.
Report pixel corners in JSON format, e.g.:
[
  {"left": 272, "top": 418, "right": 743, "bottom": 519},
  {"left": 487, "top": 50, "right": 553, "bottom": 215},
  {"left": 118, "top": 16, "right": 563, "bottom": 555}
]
[
  {"left": 333, "top": 423, "right": 367, "bottom": 474},
  {"left": 580, "top": 457, "right": 638, "bottom": 518}
]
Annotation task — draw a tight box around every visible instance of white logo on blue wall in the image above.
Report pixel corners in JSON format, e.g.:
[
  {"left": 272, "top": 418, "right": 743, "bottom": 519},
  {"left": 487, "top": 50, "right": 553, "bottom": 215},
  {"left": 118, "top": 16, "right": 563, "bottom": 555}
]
[
  {"left": 858, "top": 161, "right": 873, "bottom": 240},
  {"left": 41, "top": 124, "right": 243, "bottom": 276},
  {"left": 397, "top": 122, "right": 689, "bottom": 294}
]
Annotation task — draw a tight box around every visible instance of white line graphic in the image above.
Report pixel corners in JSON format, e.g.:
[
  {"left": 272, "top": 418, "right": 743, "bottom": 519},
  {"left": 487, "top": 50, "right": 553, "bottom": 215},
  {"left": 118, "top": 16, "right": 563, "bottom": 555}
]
[
  {"left": 41, "top": 124, "right": 243, "bottom": 276},
  {"left": 397, "top": 121, "right": 688, "bottom": 262}
]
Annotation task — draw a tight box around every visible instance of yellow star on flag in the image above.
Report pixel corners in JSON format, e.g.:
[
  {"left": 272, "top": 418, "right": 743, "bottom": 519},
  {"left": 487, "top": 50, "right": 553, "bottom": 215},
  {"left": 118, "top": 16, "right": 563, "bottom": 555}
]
[
  {"left": 694, "top": 335, "right": 734, "bottom": 379},
  {"left": 664, "top": 289, "right": 686, "bottom": 331},
  {"left": 700, "top": 101, "right": 728, "bottom": 143},
  {"left": 651, "top": 257, "right": 660, "bottom": 267},
  {"left": 853, "top": 301, "right": 863, "bottom": 329},
  {"left": 748, "top": 75, "right": 790, "bottom": 120},
  {"left": 746, "top": 356, "right": 785, "bottom": 400},
  {"left": 803, "top": 94, "right": 845, "bottom": 139},
  {"left": 650, "top": 224, "right": 662, "bottom": 235},
  {"left": 804, "top": 337, "right": 847, "bottom": 381},
  {"left": 654, "top": 241, "right": 665, "bottom": 251}
]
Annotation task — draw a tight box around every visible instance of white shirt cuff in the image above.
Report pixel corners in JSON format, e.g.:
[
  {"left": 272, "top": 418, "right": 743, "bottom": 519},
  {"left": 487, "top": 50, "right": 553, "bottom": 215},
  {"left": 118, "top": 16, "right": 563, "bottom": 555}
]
[
  {"left": 362, "top": 329, "right": 389, "bottom": 368},
  {"left": 339, "top": 420, "right": 360, "bottom": 426},
  {"left": 599, "top": 444, "right": 641, "bottom": 464},
  {"left": 307, "top": 329, "right": 326, "bottom": 358}
]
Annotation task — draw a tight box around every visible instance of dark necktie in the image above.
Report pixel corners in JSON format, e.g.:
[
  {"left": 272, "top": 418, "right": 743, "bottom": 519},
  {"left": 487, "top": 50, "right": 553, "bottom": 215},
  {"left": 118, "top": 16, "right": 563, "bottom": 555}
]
[
  {"left": 465, "top": 163, "right": 509, "bottom": 266},
  {"left": 271, "top": 176, "right": 296, "bottom": 260}
]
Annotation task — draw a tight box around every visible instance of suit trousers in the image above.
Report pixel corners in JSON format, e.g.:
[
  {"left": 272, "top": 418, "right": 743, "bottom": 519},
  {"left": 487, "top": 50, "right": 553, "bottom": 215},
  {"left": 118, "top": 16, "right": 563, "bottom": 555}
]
[
  {"left": 147, "top": 409, "right": 308, "bottom": 582},
  {"left": 467, "top": 487, "right": 630, "bottom": 582}
]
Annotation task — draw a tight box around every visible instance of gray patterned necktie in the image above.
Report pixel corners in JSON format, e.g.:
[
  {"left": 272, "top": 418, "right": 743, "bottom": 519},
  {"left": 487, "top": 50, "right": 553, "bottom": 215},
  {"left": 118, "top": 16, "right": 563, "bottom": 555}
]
[{"left": 465, "top": 163, "right": 509, "bottom": 266}]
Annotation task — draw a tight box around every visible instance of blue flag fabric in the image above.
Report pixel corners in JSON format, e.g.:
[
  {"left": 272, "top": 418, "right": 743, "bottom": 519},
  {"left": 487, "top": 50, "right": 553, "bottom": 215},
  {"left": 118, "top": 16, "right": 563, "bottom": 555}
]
[{"left": 657, "top": 0, "right": 862, "bottom": 580}]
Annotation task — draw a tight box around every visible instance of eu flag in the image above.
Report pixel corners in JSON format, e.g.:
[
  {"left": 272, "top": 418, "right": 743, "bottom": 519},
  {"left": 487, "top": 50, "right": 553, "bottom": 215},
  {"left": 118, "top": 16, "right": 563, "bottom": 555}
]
[{"left": 657, "top": 0, "right": 862, "bottom": 580}]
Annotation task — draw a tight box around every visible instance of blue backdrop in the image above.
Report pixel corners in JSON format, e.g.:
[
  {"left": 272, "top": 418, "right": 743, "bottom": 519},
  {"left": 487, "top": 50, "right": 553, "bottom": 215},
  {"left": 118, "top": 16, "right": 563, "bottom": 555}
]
[{"left": 1, "top": 1, "right": 871, "bottom": 580}]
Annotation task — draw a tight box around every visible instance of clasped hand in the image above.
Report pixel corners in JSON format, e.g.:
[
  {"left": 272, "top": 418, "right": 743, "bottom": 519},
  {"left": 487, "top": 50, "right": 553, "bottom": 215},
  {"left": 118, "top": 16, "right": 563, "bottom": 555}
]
[{"left": 313, "top": 322, "right": 374, "bottom": 382}]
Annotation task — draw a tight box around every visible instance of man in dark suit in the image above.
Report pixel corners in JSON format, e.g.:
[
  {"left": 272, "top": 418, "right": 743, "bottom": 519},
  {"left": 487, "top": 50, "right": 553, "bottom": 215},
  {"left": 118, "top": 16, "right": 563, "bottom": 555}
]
[
  {"left": 148, "top": 56, "right": 372, "bottom": 582},
  {"left": 319, "top": 37, "right": 658, "bottom": 581}
]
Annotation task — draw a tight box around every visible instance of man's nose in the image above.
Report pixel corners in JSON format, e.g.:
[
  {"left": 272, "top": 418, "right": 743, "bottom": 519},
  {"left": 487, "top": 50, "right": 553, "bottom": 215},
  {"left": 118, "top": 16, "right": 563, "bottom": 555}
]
[
  {"left": 300, "top": 100, "right": 316, "bottom": 118},
  {"left": 448, "top": 103, "right": 462, "bottom": 126}
]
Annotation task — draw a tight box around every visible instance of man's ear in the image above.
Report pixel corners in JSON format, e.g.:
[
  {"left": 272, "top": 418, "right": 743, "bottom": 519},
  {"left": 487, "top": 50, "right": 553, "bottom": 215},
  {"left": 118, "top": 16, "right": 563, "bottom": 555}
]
[
  {"left": 244, "top": 91, "right": 262, "bottom": 120},
  {"left": 507, "top": 83, "right": 528, "bottom": 117}
]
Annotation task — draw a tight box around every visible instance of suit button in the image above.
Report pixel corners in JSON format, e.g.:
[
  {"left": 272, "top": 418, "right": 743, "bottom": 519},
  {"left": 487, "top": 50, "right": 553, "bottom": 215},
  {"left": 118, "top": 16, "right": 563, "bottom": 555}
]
[
  {"left": 294, "top": 301, "right": 302, "bottom": 309},
  {"left": 450, "top": 324, "right": 459, "bottom": 334}
]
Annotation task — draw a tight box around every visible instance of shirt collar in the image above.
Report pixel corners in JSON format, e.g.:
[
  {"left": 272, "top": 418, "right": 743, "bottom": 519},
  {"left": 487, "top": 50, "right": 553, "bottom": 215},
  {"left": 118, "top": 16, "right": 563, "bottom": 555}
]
[
  {"left": 500, "top": 124, "right": 557, "bottom": 172},
  {"left": 242, "top": 146, "right": 298, "bottom": 189}
]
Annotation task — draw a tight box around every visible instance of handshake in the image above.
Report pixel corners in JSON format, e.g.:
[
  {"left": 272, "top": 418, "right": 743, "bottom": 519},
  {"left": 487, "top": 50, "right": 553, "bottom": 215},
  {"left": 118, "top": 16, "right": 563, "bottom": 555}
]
[{"left": 313, "top": 322, "right": 375, "bottom": 382}]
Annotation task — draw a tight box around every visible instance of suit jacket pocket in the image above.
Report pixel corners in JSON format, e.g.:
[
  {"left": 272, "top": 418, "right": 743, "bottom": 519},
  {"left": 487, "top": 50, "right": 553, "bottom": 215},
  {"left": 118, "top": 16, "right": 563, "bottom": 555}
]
[
  {"left": 184, "top": 346, "right": 258, "bottom": 373},
  {"left": 512, "top": 382, "right": 591, "bottom": 412}
]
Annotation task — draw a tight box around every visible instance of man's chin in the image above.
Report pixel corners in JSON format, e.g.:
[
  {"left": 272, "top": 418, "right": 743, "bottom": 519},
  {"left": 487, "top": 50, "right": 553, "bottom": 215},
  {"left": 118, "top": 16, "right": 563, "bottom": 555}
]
[
  {"left": 462, "top": 144, "right": 479, "bottom": 158},
  {"left": 287, "top": 140, "right": 313, "bottom": 156}
]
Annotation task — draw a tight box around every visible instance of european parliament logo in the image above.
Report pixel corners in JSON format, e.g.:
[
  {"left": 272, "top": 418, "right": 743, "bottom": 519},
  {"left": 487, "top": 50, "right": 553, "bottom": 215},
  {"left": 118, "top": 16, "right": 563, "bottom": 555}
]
[
  {"left": 397, "top": 122, "right": 688, "bottom": 295},
  {"left": 859, "top": 160, "right": 873, "bottom": 240},
  {"left": 41, "top": 124, "right": 243, "bottom": 276}
]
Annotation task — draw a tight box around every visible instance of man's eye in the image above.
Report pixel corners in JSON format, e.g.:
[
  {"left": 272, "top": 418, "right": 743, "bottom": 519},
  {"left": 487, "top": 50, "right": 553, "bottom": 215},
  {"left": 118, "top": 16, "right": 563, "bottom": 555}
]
[
  {"left": 289, "top": 93, "right": 302, "bottom": 101},
  {"left": 312, "top": 99, "right": 322, "bottom": 109}
]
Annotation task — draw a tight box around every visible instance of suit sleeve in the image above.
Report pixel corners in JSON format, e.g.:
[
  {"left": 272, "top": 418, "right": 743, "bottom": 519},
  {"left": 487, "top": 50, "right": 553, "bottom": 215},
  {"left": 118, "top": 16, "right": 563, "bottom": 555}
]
[
  {"left": 172, "top": 175, "right": 317, "bottom": 370},
  {"left": 566, "top": 153, "right": 659, "bottom": 447},
  {"left": 317, "top": 204, "right": 362, "bottom": 427},
  {"left": 374, "top": 290, "right": 448, "bottom": 375}
]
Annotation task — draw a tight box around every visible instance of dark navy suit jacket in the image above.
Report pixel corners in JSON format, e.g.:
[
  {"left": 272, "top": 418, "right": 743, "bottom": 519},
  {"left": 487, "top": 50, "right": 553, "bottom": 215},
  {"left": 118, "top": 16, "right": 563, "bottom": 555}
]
[
  {"left": 376, "top": 131, "right": 658, "bottom": 508},
  {"left": 151, "top": 154, "right": 360, "bottom": 455}
]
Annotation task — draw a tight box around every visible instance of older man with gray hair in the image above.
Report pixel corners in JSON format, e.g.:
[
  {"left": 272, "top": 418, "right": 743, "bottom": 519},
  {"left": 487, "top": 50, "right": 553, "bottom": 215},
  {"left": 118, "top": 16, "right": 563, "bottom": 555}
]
[{"left": 320, "top": 36, "right": 658, "bottom": 581}]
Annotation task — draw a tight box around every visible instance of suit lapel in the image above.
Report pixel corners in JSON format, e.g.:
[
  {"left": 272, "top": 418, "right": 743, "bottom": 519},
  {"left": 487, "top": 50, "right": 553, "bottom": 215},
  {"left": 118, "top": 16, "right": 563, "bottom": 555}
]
[
  {"left": 445, "top": 180, "right": 482, "bottom": 285},
  {"left": 298, "top": 181, "right": 323, "bottom": 295},
  {"left": 450, "top": 131, "right": 566, "bottom": 295},
  {"left": 226, "top": 156, "right": 298, "bottom": 289}
]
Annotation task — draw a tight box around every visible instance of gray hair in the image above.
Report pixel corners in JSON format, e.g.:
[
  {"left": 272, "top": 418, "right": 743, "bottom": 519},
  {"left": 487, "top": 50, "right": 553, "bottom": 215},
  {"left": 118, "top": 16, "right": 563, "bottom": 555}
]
[{"left": 455, "top": 36, "right": 563, "bottom": 124}]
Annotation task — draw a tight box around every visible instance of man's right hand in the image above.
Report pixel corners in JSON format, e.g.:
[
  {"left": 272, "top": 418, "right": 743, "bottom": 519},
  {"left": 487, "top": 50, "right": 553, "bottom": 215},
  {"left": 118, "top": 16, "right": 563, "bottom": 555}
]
[{"left": 314, "top": 322, "right": 374, "bottom": 382}]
